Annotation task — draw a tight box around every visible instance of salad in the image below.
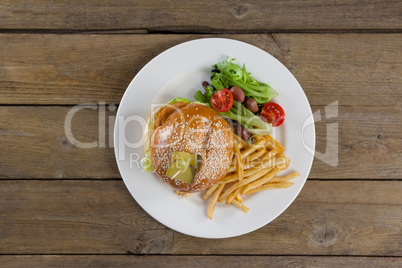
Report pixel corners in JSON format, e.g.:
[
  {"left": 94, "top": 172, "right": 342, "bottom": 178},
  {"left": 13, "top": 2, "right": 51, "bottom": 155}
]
[{"left": 195, "top": 58, "right": 285, "bottom": 140}]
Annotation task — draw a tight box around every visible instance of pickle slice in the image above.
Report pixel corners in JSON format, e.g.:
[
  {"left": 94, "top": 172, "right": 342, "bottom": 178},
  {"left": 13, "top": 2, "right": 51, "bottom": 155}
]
[
  {"left": 166, "top": 160, "right": 193, "bottom": 183},
  {"left": 171, "top": 151, "right": 197, "bottom": 168},
  {"left": 166, "top": 152, "right": 201, "bottom": 184}
]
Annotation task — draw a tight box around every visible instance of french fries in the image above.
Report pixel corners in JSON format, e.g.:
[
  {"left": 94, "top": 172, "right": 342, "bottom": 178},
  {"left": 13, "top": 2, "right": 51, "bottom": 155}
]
[
  {"left": 240, "top": 167, "right": 281, "bottom": 194},
  {"left": 240, "top": 139, "right": 267, "bottom": 159},
  {"left": 207, "top": 184, "right": 225, "bottom": 220},
  {"left": 244, "top": 182, "right": 294, "bottom": 195},
  {"left": 232, "top": 133, "right": 249, "bottom": 149},
  {"left": 202, "top": 184, "right": 219, "bottom": 200},
  {"left": 218, "top": 168, "right": 272, "bottom": 203},
  {"left": 270, "top": 171, "right": 300, "bottom": 183},
  {"left": 175, "top": 191, "right": 194, "bottom": 198},
  {"left": 233, "top": 139, "right": 244, "bottom": 181},
  {"left": 243, "top": 148, "right": 267, "bottom": 163},
  {"left": 230, "top": 199, "right": 249, "bottom": 213},
  {"left": 181, "top": 134, "right": 299, "bottom": 219}
]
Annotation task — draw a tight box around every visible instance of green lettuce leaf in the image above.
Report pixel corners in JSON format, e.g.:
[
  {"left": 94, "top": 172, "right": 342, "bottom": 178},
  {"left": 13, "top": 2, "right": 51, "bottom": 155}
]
[{"left": 211, "top": 58, "right": 278, "bottom": 104}]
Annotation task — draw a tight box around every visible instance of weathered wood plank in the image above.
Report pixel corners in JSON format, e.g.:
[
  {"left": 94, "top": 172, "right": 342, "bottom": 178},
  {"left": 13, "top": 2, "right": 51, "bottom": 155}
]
[
  {"left": 0, "top": 106, "right": 117, "bottom": 179},
  {"left": 311, "top": 104, "right": 402, "bottom": 179},
  {"left": 0, "top": 180, "right": 400, "bottom": 255},
  {"left": 0, "top": 0, "right": 401, "bottom": 31},
  {"left": 1, "top": 105, "right": 401, "bottom": 179},
  {"left": 0, "top": 255, "right": 401, "bottom": 268},
  {"left": 0, "top": 34, "right": 401, "bottom": 105}
]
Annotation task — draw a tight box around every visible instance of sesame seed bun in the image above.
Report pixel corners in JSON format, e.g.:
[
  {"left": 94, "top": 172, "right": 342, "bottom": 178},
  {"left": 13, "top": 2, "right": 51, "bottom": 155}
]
[{"left": 150, "top": 102, "right": 234, "bottom": 192}]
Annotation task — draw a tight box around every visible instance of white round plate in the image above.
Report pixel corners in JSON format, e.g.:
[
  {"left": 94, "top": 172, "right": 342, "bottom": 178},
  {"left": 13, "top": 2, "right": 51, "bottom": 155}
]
[{"left": 114, "top": 38, "right": 315, "bottom": 239}]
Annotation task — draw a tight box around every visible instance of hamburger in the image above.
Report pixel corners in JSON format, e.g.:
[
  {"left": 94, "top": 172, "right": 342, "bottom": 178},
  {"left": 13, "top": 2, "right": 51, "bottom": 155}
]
[{"left": 142, "top": 99, "right": 234, "bottom": 192}]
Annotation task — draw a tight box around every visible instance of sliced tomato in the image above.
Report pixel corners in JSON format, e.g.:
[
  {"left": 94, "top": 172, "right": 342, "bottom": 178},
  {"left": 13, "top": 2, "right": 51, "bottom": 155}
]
[
  {"left": 210, "top": 88, "right": 234, "bottom": 112},
  {"left": 259, "top": 102, "right": 285, "bottom": 127}
]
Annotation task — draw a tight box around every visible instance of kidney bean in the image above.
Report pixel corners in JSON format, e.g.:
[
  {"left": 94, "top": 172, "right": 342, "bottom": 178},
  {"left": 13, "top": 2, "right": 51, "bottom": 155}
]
[
  {"left": 230, "top": 120, "right": 252, "bottom": 142},
  {"left": 238, "top": 125, "right": 252, "bottom": 141},
  {"left": 230, "top": 86, "right": 245, "bottom": 102},
  {"left": 245, "top": 98, "right": 259, "bottom": 113},
  {"left": 229, "top": 119, "right": 238, "bottom": 129}
]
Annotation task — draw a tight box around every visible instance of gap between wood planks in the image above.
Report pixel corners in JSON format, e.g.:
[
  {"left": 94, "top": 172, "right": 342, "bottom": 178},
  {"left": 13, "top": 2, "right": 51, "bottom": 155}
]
[
  {"left": 0, "top": 253, "right": 401, "bottom": 257},
  {"left": 0, "top": 29, "right": 401, "bottom": 35}
]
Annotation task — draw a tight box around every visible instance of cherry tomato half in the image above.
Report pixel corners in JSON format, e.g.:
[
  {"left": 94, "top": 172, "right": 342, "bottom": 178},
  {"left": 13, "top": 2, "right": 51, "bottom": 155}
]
[
  {"left": 259, "top": 102, "right": 285, "bottom": 127},
  {"left": 210, "top": 88, "right": 234, "bottom": 112}
]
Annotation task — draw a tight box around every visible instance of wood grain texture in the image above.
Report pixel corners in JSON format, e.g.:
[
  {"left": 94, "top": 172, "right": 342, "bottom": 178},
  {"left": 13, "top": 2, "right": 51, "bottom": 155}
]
[
  {"left": 0, "top": 0, "right": 400, "bottom": 31},
  {"left": 1, "top": 1, "right": 401, "bottom": 265},
  {"left": 0, "top": 34, "right": 401, "bottom": 105},
  {"left": 1, "top": 105, "right": 401, "bottom": 179},
  {"left": 0, "top": 106, "right": 117, "bottom": 179},
  {"left": 0, "top": 255, "right": 401, "bottom": 268},
  {"left": 0, "top": 180, "right": 400, "bottom": 255}
]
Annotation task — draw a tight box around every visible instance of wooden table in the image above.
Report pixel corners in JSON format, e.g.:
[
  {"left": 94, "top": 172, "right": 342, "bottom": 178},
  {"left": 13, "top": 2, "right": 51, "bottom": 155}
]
[{"left": 1, "top": 1, "right": 401, "bottom": 267}]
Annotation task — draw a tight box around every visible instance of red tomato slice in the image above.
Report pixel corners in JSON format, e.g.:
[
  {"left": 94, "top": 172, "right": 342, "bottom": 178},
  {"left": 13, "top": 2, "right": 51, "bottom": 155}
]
[
  {"left": 259, "top": 102, "right": 285, "bottom": 127},
  {"left": 210, "top": 88, "right": 234, "bottom": 112}
]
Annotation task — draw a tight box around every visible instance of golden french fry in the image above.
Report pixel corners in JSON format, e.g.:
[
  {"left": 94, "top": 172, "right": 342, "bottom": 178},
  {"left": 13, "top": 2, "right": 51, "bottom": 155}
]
[
  {"left": 203, "top": 184, "right": 219, "bottom": 200},
  {"left": 260, "top": 149, "right": 279, "bottom": 162},
  {"left": 241, "top": 167, "right": 273, "bottom": 184},
  {"left": 241, "top": 167, "right": 280, "bottom": 194},
  {"left": 281, "top": 160, "right": 290, "bottom": 170},
  {"left": 273, "top": 156, "right": 290, "bottom": 170},
  {"left": 220, "top": 173, "right": 238, "bottom": 183},
  {"left": 243, "top": 166, "right": 266, "bottom": 177},
  {"left": 276, "top": 153, "right": 286, "bottom": 159},
  {"left": 260, "top": 153, "right": 287, "bottom": 170},
  {"left": 243, "top": 148, "right": 267, "bottom": 163},
  {"left": 232, "top": 133, "right": 249, "bottom": 149},
  {"left": 241, "top": 139, "right": 267, "bottom": 160},
  {"left": 270, "top": 171, "right": 300, "bottom": 183},
  {"left": 255, "top": 135, "right": 264, "bottom": 142},
  {"left": 228, "top": 163, "right": 251, "bottom": 173},
  {"left": 233, "top": 141, "right": 244, "bottom": 181},
  {"left": 243, "top": 162, "right": 258, "bottom": 170},
  {"left": 219, "top": 176, "right": 239, "bottom": 184},
  {"left": 230, "top": 199, "right": 249, "bottom": 213},
  {"left": 263, "top": 139, "right": 276, "bottom": 150},
  {"left": 226, "top": 165, "right": 236, "bottom": 173},
  {"left": 264, "top": 135, "right": 285, "bottom": 152},
  {"left": 223, "top": 161, "right": 268, "bottom": 186},
  {"left": 218, "top": 168, "right": 272, "bottom": 203},
  {"left": 207, "top": 183, "right": 225, "bottom": 219},
  {"left": 226, "top": 187, "right": 242, "bottom": 204},
  {"left": 227, "top": 161, "right": 257, "bottom": 173},
  {"left": 235, "top": 194, "right": 243, "bottom": 202},
  {"left": 230, "top": 157, "right": 236, "bottom": 166},
  {"left": 233, "top": 151, "right": 283, "bottom": 175},
  {"left": 244, "top": 182, "right": 294, "bottom": 195},
  {"left": 176, "top": 191, "right": 194, "bottom": 197}
]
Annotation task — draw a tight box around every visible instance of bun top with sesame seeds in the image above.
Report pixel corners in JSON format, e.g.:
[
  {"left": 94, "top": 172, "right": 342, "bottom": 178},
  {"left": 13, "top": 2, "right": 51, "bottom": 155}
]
[{"left": 150, "top": 102, "right": 234, "bottom": 192}]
